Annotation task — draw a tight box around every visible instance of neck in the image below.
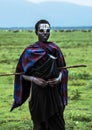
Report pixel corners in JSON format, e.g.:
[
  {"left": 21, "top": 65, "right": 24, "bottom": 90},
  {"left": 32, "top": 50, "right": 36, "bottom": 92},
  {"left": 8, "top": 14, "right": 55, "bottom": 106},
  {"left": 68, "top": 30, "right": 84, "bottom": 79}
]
[{"left": 38, "top": 40, "right": 49, "bottom": 44}]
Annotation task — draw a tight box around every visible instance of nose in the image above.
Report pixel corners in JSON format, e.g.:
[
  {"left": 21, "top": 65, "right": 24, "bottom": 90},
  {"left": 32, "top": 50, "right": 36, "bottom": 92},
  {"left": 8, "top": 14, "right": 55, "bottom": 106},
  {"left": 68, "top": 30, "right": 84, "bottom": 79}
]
[
  {"left": 44, "top": 30, "right": 47, "bottom": 34},
  {"left": 43, "top": 31, "right": 47, "bottom": 36},
  {"left": 44, "top": 32, "right": 47, "bottom": 35}
]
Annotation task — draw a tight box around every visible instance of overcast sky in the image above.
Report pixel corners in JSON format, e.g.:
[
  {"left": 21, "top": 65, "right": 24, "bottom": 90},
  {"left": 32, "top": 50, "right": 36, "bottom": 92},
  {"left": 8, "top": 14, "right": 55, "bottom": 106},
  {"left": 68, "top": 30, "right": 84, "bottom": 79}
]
[{"left": 0, "top": 0, "right": 92, "bottom": 27}]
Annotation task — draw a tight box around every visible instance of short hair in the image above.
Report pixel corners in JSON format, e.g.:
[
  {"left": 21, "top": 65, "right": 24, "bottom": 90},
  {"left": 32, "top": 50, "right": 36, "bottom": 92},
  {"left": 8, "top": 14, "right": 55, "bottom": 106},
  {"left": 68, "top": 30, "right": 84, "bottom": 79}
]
[{"left": 35, "top": 19, "right": 50, "bottom": 34}]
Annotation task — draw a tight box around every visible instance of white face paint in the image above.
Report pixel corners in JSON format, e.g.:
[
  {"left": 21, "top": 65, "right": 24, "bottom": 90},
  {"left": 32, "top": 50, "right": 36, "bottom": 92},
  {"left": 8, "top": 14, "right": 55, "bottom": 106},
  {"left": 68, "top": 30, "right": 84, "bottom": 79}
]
[
  {"left": 38, "top": 23, "right": 50, "bottom": 33},
  {"left": 37, "top": 23, "right": 50, "bottom": 42}
]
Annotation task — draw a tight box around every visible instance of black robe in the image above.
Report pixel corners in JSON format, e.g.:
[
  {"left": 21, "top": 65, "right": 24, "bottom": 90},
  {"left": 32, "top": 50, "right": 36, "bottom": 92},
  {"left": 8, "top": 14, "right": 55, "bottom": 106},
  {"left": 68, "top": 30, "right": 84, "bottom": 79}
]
[{"left": 28, "top": 54, "right": 65, "bottom": 130}]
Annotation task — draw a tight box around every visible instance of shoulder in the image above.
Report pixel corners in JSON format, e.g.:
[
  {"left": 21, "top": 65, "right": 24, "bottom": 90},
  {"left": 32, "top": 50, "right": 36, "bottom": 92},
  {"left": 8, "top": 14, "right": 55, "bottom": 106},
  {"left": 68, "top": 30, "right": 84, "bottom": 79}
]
[
  {"left": 25, "top": 42, "right": 38, "bottom": 50},
  {"left": 49, "top": 42, "right": 61, "bottom": 51},
  {"left": 22, "top": 42, "right": 39, "bottom": 54}
]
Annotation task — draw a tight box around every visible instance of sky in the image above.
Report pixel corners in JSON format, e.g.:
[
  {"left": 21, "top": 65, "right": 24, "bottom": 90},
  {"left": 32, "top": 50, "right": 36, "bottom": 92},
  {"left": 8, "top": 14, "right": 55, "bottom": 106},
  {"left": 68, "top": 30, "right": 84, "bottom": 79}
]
[
  {"left": 28, "top": 0, "right": 92, "bottom": 7},
  {"left": 0, "top": 0, "right": 92, "bottom": 27}
]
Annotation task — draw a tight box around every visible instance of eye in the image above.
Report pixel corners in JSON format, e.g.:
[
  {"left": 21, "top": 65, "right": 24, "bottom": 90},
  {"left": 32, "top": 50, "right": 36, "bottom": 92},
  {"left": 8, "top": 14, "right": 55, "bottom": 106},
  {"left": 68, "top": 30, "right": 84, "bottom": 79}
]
[
  {"left": 39, "top": 29, "right": 44, "bottom": 32},
  {"left": 47, "top": 29, "right": 50, "bottom": 32}
]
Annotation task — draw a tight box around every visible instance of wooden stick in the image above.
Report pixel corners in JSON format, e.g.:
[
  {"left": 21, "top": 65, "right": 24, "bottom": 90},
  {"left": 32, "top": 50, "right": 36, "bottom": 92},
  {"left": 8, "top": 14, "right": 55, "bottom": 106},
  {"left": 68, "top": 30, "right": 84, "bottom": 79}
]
[
  {"left": 0, "top": 64, "right": 87, "bottom": 77},
  {"left": 0, "top": 72, "right": 25, "bottom": 77},
  {"left": 58, "top": 64, "right": 87, "bottom": 70}
]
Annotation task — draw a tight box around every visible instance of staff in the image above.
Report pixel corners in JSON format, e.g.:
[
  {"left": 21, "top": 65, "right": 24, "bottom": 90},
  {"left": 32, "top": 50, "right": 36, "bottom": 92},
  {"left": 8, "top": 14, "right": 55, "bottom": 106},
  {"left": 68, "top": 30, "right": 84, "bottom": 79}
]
[{"left": 0, "top": 64, "right": 87, "bottom": 77}]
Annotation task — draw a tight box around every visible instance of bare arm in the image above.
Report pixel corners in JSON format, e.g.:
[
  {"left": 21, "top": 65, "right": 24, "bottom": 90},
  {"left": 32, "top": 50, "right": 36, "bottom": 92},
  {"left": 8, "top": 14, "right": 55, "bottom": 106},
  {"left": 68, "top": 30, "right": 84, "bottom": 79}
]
[
  {"left": 22, "top": 75, "right": 48, "bottom": 87},
  {"left": 47, "top": 72, "right": 62, "bottom": 87}
]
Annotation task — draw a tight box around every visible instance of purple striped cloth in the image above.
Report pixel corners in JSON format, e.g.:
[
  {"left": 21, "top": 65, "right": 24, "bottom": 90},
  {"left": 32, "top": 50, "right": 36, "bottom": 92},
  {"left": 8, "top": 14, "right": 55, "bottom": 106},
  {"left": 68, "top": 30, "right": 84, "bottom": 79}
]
[{"left": 10, "top": 41, "right": 68, "bottom": 111}]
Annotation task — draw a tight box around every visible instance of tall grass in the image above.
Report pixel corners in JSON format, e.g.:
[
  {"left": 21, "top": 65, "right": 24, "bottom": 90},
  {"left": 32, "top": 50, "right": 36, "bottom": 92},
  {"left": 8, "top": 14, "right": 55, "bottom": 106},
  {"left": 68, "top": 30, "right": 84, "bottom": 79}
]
[{"left": 0, "top": 30, "right": 92, "bottom": 130}]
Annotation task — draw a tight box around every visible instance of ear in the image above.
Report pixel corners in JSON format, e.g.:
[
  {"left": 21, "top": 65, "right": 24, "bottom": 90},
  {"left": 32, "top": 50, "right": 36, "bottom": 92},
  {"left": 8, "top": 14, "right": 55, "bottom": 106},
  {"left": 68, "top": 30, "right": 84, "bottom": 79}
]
[{"left": 35, "top": 30, "right": 38, "bottom": 35}]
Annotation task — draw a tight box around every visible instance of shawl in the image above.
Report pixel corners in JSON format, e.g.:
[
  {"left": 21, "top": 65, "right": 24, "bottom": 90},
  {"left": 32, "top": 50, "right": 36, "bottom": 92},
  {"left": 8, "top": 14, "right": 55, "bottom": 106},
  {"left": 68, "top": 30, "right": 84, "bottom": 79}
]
[{"left": 10, "top": 41, "right": 68, "bottom": 111}]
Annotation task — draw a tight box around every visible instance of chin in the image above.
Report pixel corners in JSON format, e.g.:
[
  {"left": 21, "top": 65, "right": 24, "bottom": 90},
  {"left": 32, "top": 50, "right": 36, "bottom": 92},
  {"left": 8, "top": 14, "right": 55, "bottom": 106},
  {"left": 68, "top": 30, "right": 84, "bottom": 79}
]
[{"left": 43, "top": 38, "right": 49, "bottom": 42}]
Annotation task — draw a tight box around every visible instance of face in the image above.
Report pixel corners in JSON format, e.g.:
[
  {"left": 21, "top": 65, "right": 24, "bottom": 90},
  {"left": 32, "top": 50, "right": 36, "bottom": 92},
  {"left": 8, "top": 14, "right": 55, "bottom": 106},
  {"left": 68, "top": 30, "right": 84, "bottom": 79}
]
[{"left": 37, "top": 23, "right": 50, "bottom": 42}]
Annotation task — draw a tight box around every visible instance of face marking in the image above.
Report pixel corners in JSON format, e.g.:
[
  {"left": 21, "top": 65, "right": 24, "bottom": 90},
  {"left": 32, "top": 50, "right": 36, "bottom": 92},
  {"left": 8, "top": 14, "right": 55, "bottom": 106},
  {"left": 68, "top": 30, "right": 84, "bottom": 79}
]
[{"left": 38, "top": 24, "right": 50, "bottom": 33}]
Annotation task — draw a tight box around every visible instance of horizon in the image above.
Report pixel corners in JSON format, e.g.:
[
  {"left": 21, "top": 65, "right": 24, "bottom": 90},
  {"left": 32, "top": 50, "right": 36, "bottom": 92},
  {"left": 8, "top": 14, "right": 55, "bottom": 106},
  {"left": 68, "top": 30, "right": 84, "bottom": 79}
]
[
  {"left": 1, "top": 25, "right": 92, "bottom": 31},
  {"left": 1, "top": 25, "right": 92, "bottom": 28}
]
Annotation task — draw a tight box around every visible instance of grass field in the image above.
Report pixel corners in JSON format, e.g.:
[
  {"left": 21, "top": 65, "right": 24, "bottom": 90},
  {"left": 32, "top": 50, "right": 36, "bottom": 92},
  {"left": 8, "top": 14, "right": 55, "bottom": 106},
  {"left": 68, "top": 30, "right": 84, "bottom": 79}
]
[{"left": 0, "top": 30, "right": 92, "bottom": 130}]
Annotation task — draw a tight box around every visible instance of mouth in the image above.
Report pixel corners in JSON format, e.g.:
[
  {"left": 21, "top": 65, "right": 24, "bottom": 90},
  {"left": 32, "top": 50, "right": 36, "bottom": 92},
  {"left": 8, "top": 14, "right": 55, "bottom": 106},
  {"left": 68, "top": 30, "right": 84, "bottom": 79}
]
[
  {"left": 43, "top": 36, "right": 48, "bottom": 38},
  {"left": 43, "top": 34, "right": 49, "bottom": 38},
  {"left": 41, "top": 36, "right": 48, "bottom": 42},
  {"left": 40, "top": 34, "right": 50, "bottom": 42}
]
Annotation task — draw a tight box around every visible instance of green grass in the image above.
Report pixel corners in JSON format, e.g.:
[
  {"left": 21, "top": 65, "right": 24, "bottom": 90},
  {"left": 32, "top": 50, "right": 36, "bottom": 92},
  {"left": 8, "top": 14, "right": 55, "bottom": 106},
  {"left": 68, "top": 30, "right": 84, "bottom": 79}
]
[{"left": 0, "top": 30, "right": 92, "bottom": 130}]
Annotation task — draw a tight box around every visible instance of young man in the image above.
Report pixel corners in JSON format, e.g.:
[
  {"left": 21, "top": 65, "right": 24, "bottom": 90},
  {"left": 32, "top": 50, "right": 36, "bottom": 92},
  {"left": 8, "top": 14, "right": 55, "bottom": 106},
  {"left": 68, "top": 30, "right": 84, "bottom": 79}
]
[{"left": 11, "top": 19, "right": 68, "bottom": 130}]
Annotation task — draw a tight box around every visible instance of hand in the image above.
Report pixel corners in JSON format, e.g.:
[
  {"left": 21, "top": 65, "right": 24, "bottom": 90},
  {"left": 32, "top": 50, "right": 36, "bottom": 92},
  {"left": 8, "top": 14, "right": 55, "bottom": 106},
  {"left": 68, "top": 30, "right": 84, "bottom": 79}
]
[
  {"left": 47, "top": 72, "right": 62, "bottom": 87},
  {"left": 22, "top": 75, "right": 48, "bottom": 87}
]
